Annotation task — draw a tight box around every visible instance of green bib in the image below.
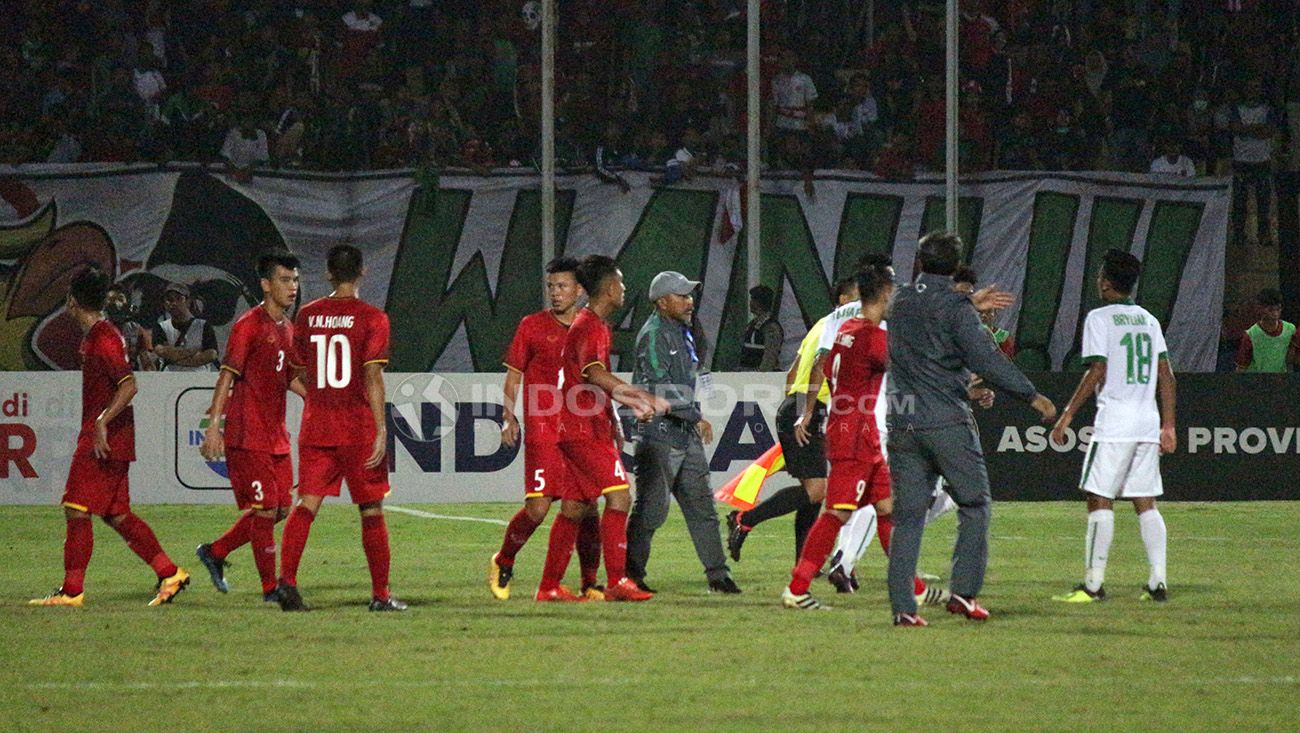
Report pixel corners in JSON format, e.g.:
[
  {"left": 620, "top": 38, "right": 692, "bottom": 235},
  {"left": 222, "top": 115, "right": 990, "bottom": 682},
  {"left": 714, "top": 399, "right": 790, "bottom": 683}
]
[{"left": 1245, "top": 321, "right": 1296, "bottom": 372}]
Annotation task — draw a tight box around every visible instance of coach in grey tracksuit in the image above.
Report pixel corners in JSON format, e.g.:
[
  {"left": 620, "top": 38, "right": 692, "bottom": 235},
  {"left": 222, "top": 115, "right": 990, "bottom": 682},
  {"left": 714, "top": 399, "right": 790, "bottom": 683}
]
[
  {"left": 886, "top": 233, "right": 1056, "bottom": 619},
  {"left": 626, "top": 271, "right": 738, "bottom": 592}
]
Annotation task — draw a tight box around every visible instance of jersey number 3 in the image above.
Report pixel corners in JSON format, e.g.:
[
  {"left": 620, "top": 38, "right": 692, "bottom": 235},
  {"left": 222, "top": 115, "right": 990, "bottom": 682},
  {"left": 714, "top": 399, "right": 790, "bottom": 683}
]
[{"left": 310, "top": 334, "right": 352, "bottom": 388}]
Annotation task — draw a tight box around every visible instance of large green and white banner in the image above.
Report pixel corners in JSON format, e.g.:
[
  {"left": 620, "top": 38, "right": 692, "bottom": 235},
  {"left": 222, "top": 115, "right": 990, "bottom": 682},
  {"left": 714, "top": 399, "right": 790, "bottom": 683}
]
[{"left": 0, "top": 166, "right": 1227, "bottom": 373}]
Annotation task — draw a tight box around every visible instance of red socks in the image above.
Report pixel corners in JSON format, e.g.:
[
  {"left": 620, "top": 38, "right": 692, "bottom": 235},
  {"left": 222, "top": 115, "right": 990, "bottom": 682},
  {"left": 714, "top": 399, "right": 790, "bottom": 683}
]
[
  {"left": 111, "top": 513, "right": 177, "bottom": 578},
  {"left": 278, "top": 505, "right": 316, "bottom": 587},
  {"left": 876, "top": 512, "right": 893, "bottom": 557},
  {"left": 360, "top": 514, "right": 391, "bottom": 600},
  {"left": 497, "top": 509, "right": 542, "bottom": 568},
  {"left": 539, "top": 513, "right": 579, "bottom": 591},
  {"left": 249, "top": 514, "right": 279, "bottom": 593},
  {"left": 600, "top": 508, "right": 629, "bottom": 585},
  {"left": 210, "top": 511, "right": 254, "bottom": 561},
  {"left": 577, "top": 512, "right": 602, "bottom": 588},
  {"left": 62, "top": 517, "right": 93, "bottom": 596},
  {"left": 790, "top": 513, "right": 845, "bottom": 595}
]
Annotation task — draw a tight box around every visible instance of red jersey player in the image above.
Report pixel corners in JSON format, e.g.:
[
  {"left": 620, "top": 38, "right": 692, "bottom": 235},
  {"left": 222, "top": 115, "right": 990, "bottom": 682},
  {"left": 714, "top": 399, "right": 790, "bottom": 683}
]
[
  {"left": 783, "top": 262, "right": 894, "bottom": 610},
  {"left": 196, "top": 250, "right": 303, "bottom": 601},
  {"left": 535, "top": 255, "right": 670, "bottom": 602},
  {"left": 488, "top": 257, "right": 605, "bottom": 601},
  {"left": 29, "top": 268, "right": 190, "bottom": 608},
  {"left": 275, "top": 244, "right": 406, "bottom": 612}
]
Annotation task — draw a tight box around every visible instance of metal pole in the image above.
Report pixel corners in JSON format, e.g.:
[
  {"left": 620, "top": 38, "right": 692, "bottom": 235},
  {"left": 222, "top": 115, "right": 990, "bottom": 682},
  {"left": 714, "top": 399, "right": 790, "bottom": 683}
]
[
  {"left": 541, "top": 0, "right": 556, "bottom": 289},
  {"left": 945, "top": 0, "right": 959, "bottom": 234},
  {"left": 746, "top": 0, "right": 761, "bottom": 289}
]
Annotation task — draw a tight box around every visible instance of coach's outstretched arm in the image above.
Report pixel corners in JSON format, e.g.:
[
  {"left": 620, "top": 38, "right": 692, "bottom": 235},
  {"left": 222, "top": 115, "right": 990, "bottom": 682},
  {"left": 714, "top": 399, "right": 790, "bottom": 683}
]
[{"left": 951, "top": 299, "right": 1056, "bottom": 422}]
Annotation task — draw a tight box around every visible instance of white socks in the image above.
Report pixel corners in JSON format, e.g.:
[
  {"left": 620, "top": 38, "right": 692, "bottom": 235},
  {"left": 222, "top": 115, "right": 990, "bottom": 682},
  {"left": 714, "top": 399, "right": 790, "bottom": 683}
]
[
  {"left": 926, "top": 487, "right": 957, "bottom": 525},
  {"left": 832, "top": 505, "right": 877, "bottom": 574},
  {"left": 1138, "top": 509, "right": 1167, "bottom": 589},
  {"left": 1084, "top": 509, "right": 1114, "bottom": 593}
]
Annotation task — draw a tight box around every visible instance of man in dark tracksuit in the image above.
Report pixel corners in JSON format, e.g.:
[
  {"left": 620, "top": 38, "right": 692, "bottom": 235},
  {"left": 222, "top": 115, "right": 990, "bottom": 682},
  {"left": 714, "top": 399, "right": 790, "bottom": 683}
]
[
  {"left": 626, "top": 271, "right": 741, "bottom": 594},
  {"left": 886, "top": 233, "right": 1057, "bottom": 625}
]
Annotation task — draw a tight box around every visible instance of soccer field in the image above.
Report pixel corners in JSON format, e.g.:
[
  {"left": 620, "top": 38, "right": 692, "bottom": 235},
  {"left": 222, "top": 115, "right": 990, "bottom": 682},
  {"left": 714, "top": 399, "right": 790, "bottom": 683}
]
[{"left": 2, "top": 501, "right": 1296, "bottom": 733}]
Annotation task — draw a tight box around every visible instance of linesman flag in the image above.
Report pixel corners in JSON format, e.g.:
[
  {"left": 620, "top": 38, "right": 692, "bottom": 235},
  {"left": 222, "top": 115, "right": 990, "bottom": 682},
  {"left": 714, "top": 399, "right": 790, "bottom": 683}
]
[{"left": 714, "top": 444, "right": 785, "bottom": 510}]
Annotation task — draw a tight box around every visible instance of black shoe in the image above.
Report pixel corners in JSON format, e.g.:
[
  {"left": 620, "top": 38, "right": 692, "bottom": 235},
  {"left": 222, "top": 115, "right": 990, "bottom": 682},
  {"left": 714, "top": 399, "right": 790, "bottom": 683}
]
[
  {"left": 726, "top": 511, "right": 749, "bottom": 562},
  {"left": 707, "top": 576, "right": 742, "bottom": 594},
  {"left": 195, "top": 544, "right": 230, "bottom": 593},
  {"left": 369, "top": 596, "right": 408, "bottom": 612},
  {"left": 827, "top": 566, "right": 855, "bottom": 594},
  {"left": 632, "top": 578, "right": 657, "bottom": 594},
  {"left": 1140, "top": 583, "right": 1168, "bottom": 602},
  {"left": 275, "top": 582, "right": 310, "bottom": 612},
  {"left": 262, "top": 588, "right": 280, "bottom": 604}
]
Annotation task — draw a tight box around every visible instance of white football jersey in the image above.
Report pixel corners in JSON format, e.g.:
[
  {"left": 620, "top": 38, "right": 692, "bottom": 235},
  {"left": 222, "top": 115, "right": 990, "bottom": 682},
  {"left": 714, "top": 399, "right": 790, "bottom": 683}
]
[{"left": 1082, "top": 302, "right": 1169, "bottom": 443}]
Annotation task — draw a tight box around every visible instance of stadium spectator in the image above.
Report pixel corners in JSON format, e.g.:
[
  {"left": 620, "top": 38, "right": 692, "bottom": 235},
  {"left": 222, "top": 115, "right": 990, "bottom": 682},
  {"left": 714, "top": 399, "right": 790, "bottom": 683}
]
[
  {"left": 152, "top": 283, "right": 219, "bottom": 372},
  {"left": 220, "top": 112, "right": 270, "bottom": 182},
  {"left": 1235, "top": 289, "right": 1300, "bottom": 372},
  {"left": 739, "top": 284, "right": 783, "bottom": 371},
  {"left": 1221, "top": 78, "right": 1279, "bottom": 246},
  {"left": 1150, "top": 138, "right": 1198, "bottom": 176}
]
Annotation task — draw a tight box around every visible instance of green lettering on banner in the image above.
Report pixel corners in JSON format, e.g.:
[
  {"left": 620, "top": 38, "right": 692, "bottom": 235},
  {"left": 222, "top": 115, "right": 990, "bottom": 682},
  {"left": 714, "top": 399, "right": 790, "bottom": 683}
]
[
  {"left": 387, "top": 186, "right": 574, "bottom": 371},
  {"left": 607, "top": 189, "right": 717, "bottom": 365},
  {"left": 834, "top": 193, "right": 903, "bottom": 281},
  {"left": 1014, "top": 192, "right": 1080, "bottom": 370},
  {"left": 1064, "top": 197, "right": 1144, "bottom": 369},
  {"left": 919, "top": 196, "right": 984, "bottom": 262},
  {"left": 714, "top": 194, "right": 832, "bottom": 370},
  {"left": 1138, "top": 201, "right": 1205, "bottom": 329}
]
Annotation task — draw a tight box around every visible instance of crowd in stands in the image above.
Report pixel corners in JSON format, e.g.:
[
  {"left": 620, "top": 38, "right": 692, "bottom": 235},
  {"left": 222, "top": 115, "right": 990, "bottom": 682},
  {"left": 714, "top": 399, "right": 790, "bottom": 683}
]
[{"left": 3, "top": 0, "right": 1300, "bottom": 182}]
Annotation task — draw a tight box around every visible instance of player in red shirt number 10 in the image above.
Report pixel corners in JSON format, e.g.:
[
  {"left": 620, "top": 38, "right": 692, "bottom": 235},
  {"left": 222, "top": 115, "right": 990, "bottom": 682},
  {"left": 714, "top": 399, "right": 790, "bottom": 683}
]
[{"left": 274, "top": 245, "right": 406, "bottom": 612}]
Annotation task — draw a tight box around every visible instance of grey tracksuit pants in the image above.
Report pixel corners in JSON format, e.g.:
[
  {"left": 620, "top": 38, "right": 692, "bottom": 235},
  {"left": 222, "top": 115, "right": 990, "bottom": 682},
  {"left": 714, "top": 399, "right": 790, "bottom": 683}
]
[
  {"left": 627, "top": 435, "right": 731, "bottom": 583},
  {"left": 886, "top": 421, "right": 991, "bottom": 614}
]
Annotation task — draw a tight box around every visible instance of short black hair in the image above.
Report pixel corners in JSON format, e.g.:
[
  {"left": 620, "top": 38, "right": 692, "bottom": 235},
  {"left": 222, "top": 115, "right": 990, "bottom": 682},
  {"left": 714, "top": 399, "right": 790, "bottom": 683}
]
[
  {"left": 917, "top": 232, "right": 962, "bottom": 276},
  {"left": 749, "top": 284, "right": 775, "bottom": 311},
  {"left": 257, "top": 249, "right": 301, "bottom": 280},
  {"left": 327, "top": 244, "right": 364, "bottom": 282},
  {"left": 1100, "top": 249, "right": 1141, "bottom": 295},
  {"left": 69, "top": 267, "right": 110, "bottom": 310},
  {"left": 1257, "top": 288, "right": 1283, "bottom": 307},
  {"left": 545, "top": 256, "right": 580, "bottom": 276},
  {"left": 832, "top": 276, "right": 858, "bottom": 301},
  {"left": 575, "top": 255, "right": 620, "bottom": 297},
  {"left": 953, "top": 265, "right": 977, "bottom": 287},
  {"left": 857, "top": 253, "right": 893, "bottom": 271},
  {"left": 856, "top": 261, "right": 894, "bottom": 304}
]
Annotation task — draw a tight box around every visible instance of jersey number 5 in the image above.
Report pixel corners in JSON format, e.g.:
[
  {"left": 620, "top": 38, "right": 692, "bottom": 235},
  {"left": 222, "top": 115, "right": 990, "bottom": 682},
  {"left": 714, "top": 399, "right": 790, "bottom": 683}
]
[{"left": 310, "top": 334, "right": 352, "bottom": 388}]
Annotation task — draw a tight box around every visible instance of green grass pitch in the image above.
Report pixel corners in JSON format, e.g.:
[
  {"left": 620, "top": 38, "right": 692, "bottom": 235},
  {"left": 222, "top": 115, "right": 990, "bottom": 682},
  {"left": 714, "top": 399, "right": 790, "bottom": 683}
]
[{"left": 1, "top": 501, "right": 1296, "bottom": 732}]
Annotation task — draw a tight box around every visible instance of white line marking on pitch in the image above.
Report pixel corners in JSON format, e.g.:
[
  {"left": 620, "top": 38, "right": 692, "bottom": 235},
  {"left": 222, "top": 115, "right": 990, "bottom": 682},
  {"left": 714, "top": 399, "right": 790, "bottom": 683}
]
[{"left": 385, "top": 506, "right": 509, "bottom": 526}]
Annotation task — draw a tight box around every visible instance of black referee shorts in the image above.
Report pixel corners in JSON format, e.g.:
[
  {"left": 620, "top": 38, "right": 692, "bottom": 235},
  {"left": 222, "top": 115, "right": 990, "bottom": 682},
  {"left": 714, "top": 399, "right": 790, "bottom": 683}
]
[{"left": 774, "top": 393, "right": 827, "bottom": 480}]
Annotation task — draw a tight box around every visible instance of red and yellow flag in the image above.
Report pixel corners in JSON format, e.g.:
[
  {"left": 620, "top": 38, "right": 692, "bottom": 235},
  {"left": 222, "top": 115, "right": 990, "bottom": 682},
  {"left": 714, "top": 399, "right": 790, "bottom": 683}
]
[{"left": 714, "top": 444, "right": 785, "bottom": 510}]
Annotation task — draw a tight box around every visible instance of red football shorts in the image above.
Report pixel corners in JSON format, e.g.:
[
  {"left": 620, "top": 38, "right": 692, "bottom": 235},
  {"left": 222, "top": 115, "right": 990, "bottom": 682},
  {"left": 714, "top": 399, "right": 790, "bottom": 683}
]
[
  {"left": 826, "top": 454, "right": 890, "bottom": 511},
  {"left": 298, "top": 444, "right": 390, "bottom": 505},
  {"left": 227, "top": 448, "right": 294, "bottom": 511},
  {"left": 557, "top": 439, "right": 629, "bottom": 502},
  {"left": 523, "top": 441, "right": 568, "bottom": 499},
  {"left": 62, "top": 454, "right": 131, "bottom": 516}
]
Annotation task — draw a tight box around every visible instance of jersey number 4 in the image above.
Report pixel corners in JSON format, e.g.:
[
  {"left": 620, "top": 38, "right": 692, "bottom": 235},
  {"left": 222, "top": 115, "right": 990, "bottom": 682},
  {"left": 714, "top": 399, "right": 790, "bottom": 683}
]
[
  {"left": 1119, "top": 332, "right": 1153, "bottom": 385},
  {"left": 310, "top": 334, "right": 352, "bottom": 388}
]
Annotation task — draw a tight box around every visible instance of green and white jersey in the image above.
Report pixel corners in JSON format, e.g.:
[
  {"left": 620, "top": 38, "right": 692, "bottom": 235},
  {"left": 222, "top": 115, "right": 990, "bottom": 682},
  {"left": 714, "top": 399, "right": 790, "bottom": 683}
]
[{"left": 1082, "top": 302, "right": 1168, "bottom": 443}]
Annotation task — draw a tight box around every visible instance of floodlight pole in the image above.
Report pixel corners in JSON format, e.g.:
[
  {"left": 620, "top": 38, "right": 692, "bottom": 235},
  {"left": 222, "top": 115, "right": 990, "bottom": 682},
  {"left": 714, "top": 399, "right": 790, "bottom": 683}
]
[
  {"left": 746, "top": 0, "right": 761, "bottom": 289},
  {"left": 945, "top": 0, "right": 959, "bottom": 234},
  {"left": 541, "top": 0, "right": 556, "bottom": 295}
]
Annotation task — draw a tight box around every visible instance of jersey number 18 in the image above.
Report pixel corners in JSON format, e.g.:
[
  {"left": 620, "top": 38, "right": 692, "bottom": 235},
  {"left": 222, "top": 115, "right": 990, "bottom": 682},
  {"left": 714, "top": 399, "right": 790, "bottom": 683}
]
[{"left": 1119, "top": 331, "right": 1152, "bottom": 385}]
